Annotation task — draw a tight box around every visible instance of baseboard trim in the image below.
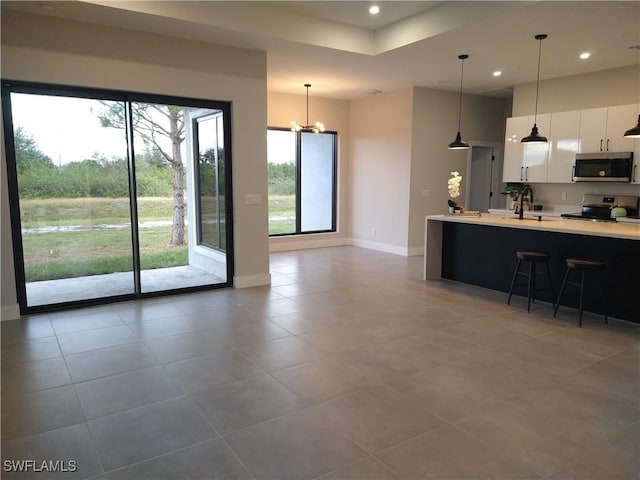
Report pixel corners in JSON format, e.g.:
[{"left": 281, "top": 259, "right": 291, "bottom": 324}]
[
  {"left": 349, "top": 238, "right": 410, "bottom": 256},
  {"left": 1, "top": 303, "right": 21, "bottom": 321},
  {"left": 233, "top": 273, "right": 271, "bottom": 288},
  {"left": 407, "top": 245, "right": 424, "bottom": 256},
  {"left": 269, "top": 237, "right": 349, "bottom": 253}
]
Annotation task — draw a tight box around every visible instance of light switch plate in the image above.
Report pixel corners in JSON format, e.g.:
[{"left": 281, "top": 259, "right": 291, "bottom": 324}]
[{"left": 245, "top": 194, "right": 262, "bottom": 205}]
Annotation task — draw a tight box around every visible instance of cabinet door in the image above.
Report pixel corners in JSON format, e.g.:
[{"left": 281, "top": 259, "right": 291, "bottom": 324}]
[
  {"left": 606, "top": 104, "right": 639, "bottom": 152},
  {"left": 547, "top": 110, "right": 580, "bottom": 183},
  {"left": 523, "top": 113, "right": 551, "bottom": 182},
  {"left": 502, "top": 116, "right": 528, "bottom": 182},
  {"left": 579, "top": 107, "right": 607, "bottom": 152}
]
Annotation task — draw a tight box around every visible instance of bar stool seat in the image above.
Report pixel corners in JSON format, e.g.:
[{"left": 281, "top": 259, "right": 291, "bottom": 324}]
[
  {"left": 507, "top": 250, "right": 555, "bottom": 312},
  {"left": 554, "top": 257, "right": 608, "bottom": 327}
]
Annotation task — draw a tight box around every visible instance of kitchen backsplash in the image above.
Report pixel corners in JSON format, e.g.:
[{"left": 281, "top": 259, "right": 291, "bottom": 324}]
[{"left": 504, "top": 182, "right": 640, "bottom": 210}]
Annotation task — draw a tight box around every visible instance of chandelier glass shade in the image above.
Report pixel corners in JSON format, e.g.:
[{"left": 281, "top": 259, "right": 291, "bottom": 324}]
[
  {"left": 448, "top": 54, "right": 469, "bottom": 150},
  {"left": 291, "top": 84, "right": 325, "bottom": 133},
  {"left": 522, "top": 34, "right": 548, "bottom": 144}
]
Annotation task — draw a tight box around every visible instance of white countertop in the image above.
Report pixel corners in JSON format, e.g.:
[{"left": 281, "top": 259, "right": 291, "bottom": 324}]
[{"left": 426, "top": 214, "right": 640, "bottom": 240}]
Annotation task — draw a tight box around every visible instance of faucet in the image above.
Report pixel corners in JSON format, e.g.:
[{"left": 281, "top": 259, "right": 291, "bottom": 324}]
[{"left": 518, "top": 185, "right": 534, "bottom": 220}]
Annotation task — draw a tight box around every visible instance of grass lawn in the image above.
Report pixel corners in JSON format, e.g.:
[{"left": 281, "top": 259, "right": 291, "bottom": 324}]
[
  {"left": 268, "top": 194, "right": 295, "bottom": 235},
  {"left": 20, "top": 197, "right": 188, "bottom": 281}
]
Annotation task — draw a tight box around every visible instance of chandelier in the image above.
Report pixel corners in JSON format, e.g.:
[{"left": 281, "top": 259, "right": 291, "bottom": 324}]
[{"left": 291, "top": 84, "right": 325, "bottom": 133}]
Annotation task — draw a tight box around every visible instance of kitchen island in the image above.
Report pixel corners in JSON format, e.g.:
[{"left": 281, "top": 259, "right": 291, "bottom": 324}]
[{"left": 424, "top": 214, "right": 640, "bottom": 323}]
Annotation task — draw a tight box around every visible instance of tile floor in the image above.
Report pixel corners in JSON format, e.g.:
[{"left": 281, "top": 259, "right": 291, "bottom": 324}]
[{"left": 1, "top": 246, "right": 638, "bottom": 479}]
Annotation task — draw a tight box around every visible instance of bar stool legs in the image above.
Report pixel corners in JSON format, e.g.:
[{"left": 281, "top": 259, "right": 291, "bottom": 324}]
[
  {"left": 554, "top": 258, "right": 608, "bottom": 327},
  {"left": 507, "top": 251, "right": 555, "bottom": 312}
]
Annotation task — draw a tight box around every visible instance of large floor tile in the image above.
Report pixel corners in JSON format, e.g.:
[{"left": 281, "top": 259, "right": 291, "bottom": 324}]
[
  {"left": 236, "top": 335, "right": 326, "bottom": 371},
  {"left": 225, "top": 407, "right": 367, "bottom": 479},
  {"left": 88, "top": 397, "right": 216, "bottom": 472},
  {"left": 51, "top": 309, "right": 125, "bottom": 335},
  {"left": 318, "top": 385, "right": 443, "bottom": 453},
  {"left": 163, "top": 348, "right": 261, "bottom": 394},
  {"left": 376, "top": 424, "right": 538, "bottom": 479},
  {"left": 270, "top": 357, "right": 374, "bottom": 404},
  {"left": 1, "top": 316, "right": 55, "bottom": 344},
  {"left": 65, "top": 343, "right": 158, "bottom": 382},
  {"left": 57, "top": 325, "right": 137, "bottom": 355},
  {"left": 1, "top": 356, "right": 71, "bottom": 396},
  {"left": 1, "top": 423, "right": 103, "bottom": 479},
  {"left": 105, "top": 438, "right": 252, "bottom": 479},
  {"left": 1, "top": 385, "right": 85, "bottom": 439},
  {"left": 192, "top": 374, "right": 306, "bottom": 434},
  {"left": 1, "top": 336, "right": 61, "bottom": 367},
  {"left": 75, "top": 366, "right": 183, "bottom": 419},
  {"left": 319, "top": 457, "right": 400, "bottom": 480},
  {"left": 142, "top": 330, "right": 229, "bottom": 364},
  {"left": 112, "top": 302, "right": 186, "bottom": 323}
]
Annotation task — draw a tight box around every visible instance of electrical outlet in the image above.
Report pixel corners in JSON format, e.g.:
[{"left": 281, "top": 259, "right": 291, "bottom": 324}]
[
  {"left": 422, "top": 188, "right": 430, "bottom": 197},
  {"left": 245, "top": 194, "right": 262, "bottom": 204},
  {"left": 561, "top": 192, "right": 567, "bottom": 201}
]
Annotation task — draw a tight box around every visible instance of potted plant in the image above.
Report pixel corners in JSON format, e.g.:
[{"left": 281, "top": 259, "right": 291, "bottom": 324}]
[
  {"left": 447, "top": 171, "right": 462, "bottom": 213},
  {"left": 501, "top": 183, "right": 531, "bottom": 210}
]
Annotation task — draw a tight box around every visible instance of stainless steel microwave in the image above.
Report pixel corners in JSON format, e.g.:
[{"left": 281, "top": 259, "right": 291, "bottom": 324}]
[{"left": 573, "top": 152, "right": 633, "bottom": 182}]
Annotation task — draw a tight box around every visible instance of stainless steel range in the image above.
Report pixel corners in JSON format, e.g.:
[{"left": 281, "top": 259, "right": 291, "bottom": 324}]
[{"left": 561, "top": 194, "right": 639, "bottom": 222}]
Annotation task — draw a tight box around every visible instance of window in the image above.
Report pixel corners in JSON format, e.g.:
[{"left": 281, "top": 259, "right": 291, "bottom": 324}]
[{"left": 267, "top": 128, "right": 336, "bottom": 235}]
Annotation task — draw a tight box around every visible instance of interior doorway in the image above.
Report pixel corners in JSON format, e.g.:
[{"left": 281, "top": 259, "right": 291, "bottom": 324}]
[{"left": 465, "top": 143, "right": 504, "bottom": 212}]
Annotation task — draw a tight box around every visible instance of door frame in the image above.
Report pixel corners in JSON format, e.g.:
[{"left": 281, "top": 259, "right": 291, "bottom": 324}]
[
  {"left": 463, "top": 141, "right": 504, "bottom": 211},
  {"left": 2, "top": 79, "right": 234, "bottom": 314}
]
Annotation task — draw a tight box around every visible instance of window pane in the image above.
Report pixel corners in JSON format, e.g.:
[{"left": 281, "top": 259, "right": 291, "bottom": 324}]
[
  {"left": 10, "top": 93, "right": 134, "bottom": 306},
  {"left": 300, "top": 132, "right": 334, "bottom": 232},
  {"left": 196, "top": 113, "right": 224, "bottom": 249},
  {"left": 267, "top": 130, "right": 296, "bottom": 235}
]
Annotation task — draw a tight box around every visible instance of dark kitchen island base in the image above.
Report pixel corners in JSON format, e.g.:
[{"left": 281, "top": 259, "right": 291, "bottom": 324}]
[{"left": 440, "top": 221, "right": 639, "bottom": 324}]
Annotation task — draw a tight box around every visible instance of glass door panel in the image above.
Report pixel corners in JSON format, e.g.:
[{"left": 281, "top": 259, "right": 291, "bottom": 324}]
[
  {"left": 300, "top": 132, "right": 335, "bottom": 232},
  {"left": 267, "top": 130, "right": 296, "bottom": 235},
  {"left": 10, "top": 93, "right": 134, "bottom": 307},
  {"left": 133, "top": 103, "right": 228, "bottom": 293}
]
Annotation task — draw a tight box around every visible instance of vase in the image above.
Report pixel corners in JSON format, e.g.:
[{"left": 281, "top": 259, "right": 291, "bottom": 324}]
[{"left": 448, "top": 206, "right": 454, "bottom": 214}]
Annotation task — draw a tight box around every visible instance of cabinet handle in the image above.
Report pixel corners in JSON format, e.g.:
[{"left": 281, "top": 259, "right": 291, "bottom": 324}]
[
  {"left": 520, "top": 166, "right": 524, "bottom": 181},
  {"left": 525, "top": 166, "right": 529, "bottom": 181},
  {"left": 599, "top": 139, "right": 603, "bottom": 151},
  {"left": 606, "top": 139, "right": 610, "bottom": 151},
  {"left": 572, "top": 165, "right": 575, "bottom": 182},
  {"left": 634, "top": 165, "right": 637, "bottom": 183}
]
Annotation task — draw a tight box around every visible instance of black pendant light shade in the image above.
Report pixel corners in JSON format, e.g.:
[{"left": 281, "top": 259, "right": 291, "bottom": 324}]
[
  {"left": 448, "top": 54, "right": 469, "bottom": 150},
  {"left": 522, "top": 34, "right": 548, "bottom": 144},
  {"left": 521, "top": 123, "right": 548, "bottom": 143},
  {"left": 623, "top": 114, "right": 640, "bottom": 138}
]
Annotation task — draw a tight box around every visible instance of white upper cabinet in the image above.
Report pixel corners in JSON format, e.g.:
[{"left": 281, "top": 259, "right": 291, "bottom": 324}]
[
  {"left": 579, "top": 104, "right": 638, "bottom": 153},
  {"left": 547, "top": 110, "right": 580, "bottom": 183},
  {"left": 502, "top": 114, "right": 550, "bottom": 183}
]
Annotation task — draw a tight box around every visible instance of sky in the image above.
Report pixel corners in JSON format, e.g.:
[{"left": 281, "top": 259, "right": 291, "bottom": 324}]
[
  {"left": 11, "top": 93, "right": 129, "bottom": 165},
  {"left": 12, "top": 91, "right": 299, "bottom": 166}
]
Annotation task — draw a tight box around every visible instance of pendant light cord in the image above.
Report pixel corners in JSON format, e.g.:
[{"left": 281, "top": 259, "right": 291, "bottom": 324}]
[
  {"left": 457, "top": 57, "right": 465, "bottom": 131},
  {"left": 533, "top": 35, "right": 546, "bottom": 124}
]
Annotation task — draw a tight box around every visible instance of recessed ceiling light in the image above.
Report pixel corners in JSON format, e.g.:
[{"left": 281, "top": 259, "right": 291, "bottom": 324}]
[
  {"left": 369, "top": 5, "right": 380, "bottom": 15},
  {"left": 579, "top": 52, "right": 591, "bottom": 60},
  {"left": 492, "top": 70, "right": 502, "bottom": 77},
  {"left": 367, "top": 89, "right": 382, "bottom": 95}
]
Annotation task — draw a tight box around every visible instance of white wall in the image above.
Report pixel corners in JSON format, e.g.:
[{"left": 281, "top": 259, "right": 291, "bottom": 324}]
[
  {"left": 1, "top": 10, "right": 270, "bottom": 319},
  {"left": 408, "top": 88, "right": 509, "bottom": 252},
  {"left": 267, "top": 91, "right": 350, "bottom": 251},
  {"left": 349, "top": 89, "right": 414, "bottom": 255},
  {"left": 510, "top": 65, "right": 640, "bottom": 209}
]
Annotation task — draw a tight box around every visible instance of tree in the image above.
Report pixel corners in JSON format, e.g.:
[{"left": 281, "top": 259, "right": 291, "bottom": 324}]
[
  {"left": 13, "top": 127, "right": 54, "bottom": 174},
  {"left": 98, "top": 103, "right": 186, "bottom": 246}
]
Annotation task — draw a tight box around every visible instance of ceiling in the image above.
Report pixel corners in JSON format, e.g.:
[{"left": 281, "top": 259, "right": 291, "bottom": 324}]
[{"left": 3, "top": 1, "right": 640, "bottom": 100}]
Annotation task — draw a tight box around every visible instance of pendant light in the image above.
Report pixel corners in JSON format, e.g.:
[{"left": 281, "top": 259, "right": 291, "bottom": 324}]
[
  {"left": 448, "top": 54, "right": 470, "bottom": 150},
  {"left": 521, "top": 34, "right": 548, "bottom": 144},
  {"left": 623, "top": 115, "right": 640, "bottom": 138},
  {"left": 291, "top": 84, "right": 325, "bottom": 133}
]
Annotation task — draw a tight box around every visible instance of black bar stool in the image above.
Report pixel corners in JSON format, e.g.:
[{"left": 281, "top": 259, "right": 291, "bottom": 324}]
[
  {"left": 554, "top": 258, "right": 608, "bottom": 327},
  {"left": 507, "top": 250, "right": 555, "bottom": 312}
]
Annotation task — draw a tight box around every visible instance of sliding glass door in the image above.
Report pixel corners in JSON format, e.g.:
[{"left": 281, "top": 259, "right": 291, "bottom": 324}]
[{"left": 2, "top": 81, "right": 233, "bottom": 312}]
